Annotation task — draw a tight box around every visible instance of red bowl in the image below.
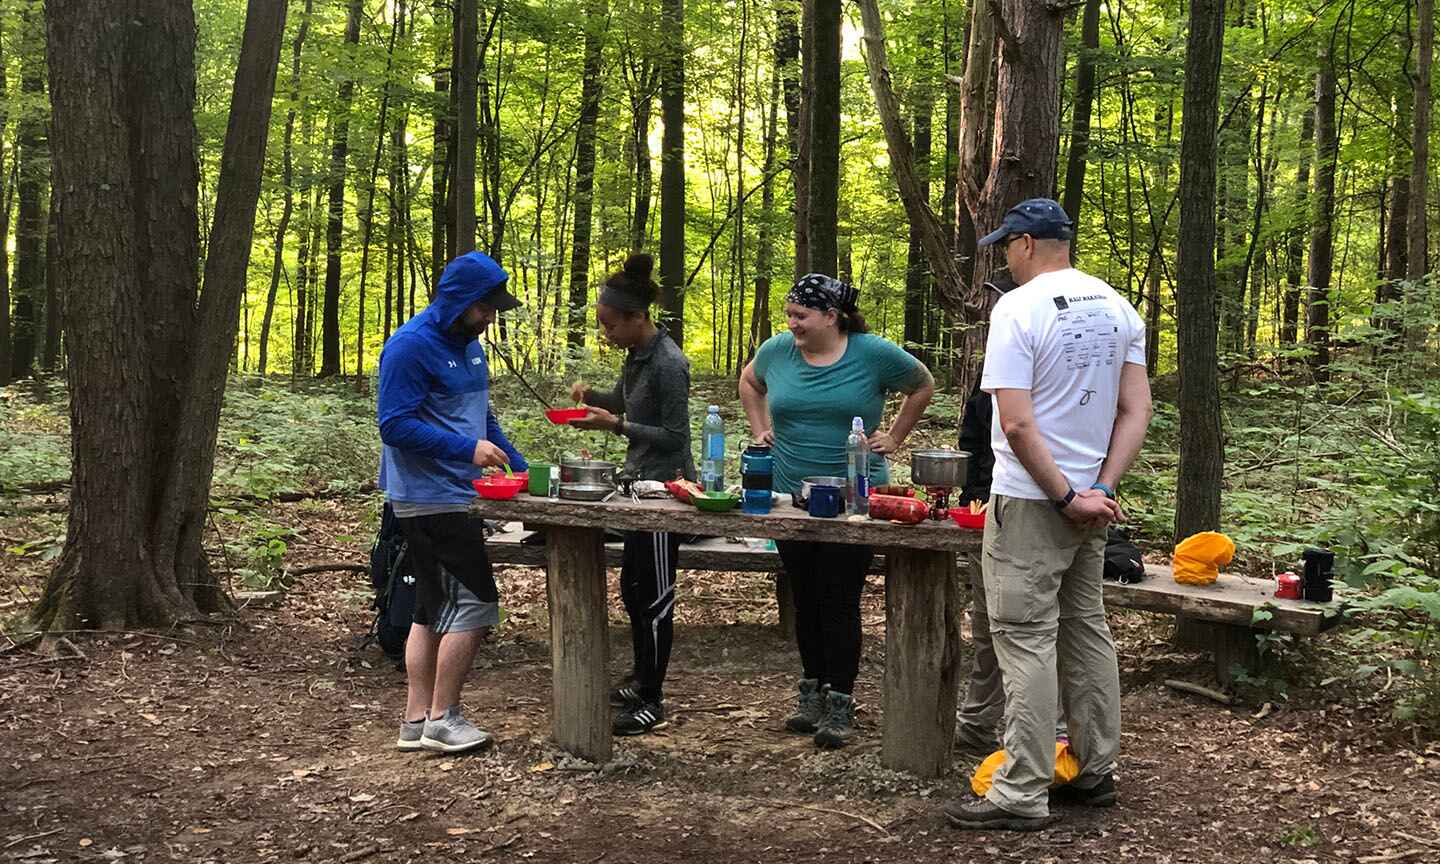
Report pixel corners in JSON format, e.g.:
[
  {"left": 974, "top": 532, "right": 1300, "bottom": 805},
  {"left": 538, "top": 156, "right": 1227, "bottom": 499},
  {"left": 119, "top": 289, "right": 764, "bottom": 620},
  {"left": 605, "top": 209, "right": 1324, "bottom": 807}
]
[
  {"left": 949, "top": 509, "right": 986, "bottom": 530},
  {"left": 472, "top": 476, "right": 526, "bottom": 500},
  {"left": 545, "top": 407, "right": 587, "bottom": 424}
]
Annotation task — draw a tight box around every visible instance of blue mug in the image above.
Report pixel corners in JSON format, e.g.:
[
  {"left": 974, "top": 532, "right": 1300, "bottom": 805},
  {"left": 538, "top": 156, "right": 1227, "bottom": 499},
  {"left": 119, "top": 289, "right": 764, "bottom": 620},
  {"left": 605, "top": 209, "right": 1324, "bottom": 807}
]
[{"left": 807, "top": 484, "right": 843, "bottom": 518}]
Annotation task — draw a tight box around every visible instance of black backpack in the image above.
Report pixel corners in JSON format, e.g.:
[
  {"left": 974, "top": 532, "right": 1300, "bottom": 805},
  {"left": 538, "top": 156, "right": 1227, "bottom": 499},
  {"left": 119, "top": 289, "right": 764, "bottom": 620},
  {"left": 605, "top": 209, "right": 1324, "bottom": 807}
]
[
  {"left": 365, "top": 502, "right": 415, "bottom": 663},
  {"left": 1103, "top": 527, "right": 1146, "bottom": 584}
]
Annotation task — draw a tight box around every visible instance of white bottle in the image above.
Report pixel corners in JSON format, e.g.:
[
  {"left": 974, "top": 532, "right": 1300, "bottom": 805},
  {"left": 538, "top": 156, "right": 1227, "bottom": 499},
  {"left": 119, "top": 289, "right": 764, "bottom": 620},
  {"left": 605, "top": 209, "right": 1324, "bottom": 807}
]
[
  {"left": 549, "top": 465, "right": 561, "bottom": 499},
  {"left": 846, "top": 416, "right": 870, "bottom": 516}
]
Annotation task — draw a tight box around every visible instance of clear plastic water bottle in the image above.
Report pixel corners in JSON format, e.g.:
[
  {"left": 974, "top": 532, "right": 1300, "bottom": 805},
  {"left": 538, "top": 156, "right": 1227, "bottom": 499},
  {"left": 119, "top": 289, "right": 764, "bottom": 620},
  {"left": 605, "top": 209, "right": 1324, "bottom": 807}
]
[
  {"left": 701, "top": 405, "right": 725, "bottom": 492},
  {"left": 846, "top": 416, "right": 869, "bottom": 515}
]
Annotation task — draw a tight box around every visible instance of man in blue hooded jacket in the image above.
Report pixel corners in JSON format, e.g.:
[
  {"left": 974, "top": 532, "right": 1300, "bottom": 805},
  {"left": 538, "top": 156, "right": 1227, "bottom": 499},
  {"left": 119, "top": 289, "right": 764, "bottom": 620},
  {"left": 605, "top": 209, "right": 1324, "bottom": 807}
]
[{"left": 378, "top": 251, "right": 528, "bottom": 754}]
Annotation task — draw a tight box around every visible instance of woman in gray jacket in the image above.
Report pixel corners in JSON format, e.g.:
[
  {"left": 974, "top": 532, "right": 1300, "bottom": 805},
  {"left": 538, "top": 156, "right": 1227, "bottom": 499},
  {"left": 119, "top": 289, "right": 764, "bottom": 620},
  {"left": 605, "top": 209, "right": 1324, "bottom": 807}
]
[{"left": 569, "top": 253, "right": 696, "bottom": 736}]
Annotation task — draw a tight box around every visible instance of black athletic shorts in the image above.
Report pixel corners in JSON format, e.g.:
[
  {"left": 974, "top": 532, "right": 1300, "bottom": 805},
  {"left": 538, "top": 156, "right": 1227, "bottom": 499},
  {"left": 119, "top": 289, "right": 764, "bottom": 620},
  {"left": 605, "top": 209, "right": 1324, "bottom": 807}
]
[{"left": 396, "top": 511, "right": 498, "bottom": 632}]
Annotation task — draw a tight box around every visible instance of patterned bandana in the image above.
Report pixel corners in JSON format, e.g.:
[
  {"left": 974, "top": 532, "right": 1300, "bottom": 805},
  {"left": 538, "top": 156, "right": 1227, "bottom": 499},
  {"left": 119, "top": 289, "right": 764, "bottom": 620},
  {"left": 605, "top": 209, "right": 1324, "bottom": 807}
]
[{"left": 785, "top": 273, "right": 859, "bottom": 314}]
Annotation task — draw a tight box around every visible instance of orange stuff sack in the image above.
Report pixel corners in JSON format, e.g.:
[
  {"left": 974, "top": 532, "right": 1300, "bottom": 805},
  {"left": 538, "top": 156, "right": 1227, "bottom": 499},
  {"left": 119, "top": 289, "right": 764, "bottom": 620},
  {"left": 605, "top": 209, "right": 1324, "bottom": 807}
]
[
  {"left": 969, "top": 742, "right": 1081, "bottom": 796},
  {"left": 1172, "top": 531, "right": 1236, "bottom": 586}
]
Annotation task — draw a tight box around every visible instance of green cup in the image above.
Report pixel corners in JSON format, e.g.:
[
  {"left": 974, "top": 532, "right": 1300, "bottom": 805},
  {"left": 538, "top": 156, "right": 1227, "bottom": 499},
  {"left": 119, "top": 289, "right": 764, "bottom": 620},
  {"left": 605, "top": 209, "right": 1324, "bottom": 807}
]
[{"left": 528, "top": 462, "right": 553, "bottom": 496}]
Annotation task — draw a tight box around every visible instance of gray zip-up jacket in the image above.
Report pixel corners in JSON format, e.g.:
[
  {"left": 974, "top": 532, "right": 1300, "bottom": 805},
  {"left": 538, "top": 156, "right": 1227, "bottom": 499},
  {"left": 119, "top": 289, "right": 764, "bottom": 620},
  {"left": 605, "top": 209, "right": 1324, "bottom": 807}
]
[{"left": 583, "top": 329, "right": 697, "bottom": 482}]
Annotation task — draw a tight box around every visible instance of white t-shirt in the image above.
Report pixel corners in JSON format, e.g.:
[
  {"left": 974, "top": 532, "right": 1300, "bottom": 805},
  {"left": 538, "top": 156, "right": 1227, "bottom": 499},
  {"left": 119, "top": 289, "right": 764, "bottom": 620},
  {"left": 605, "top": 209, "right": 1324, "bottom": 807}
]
[{"left": 980, "top": 268, "right": 1146, "bottom": 501}]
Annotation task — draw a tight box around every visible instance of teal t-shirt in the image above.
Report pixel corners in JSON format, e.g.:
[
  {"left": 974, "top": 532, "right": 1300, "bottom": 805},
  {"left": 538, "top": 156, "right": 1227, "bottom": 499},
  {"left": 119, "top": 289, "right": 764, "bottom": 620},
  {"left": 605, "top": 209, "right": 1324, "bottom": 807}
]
[{"left": 752, "top": 332, "right": 925, "bottom": 496}]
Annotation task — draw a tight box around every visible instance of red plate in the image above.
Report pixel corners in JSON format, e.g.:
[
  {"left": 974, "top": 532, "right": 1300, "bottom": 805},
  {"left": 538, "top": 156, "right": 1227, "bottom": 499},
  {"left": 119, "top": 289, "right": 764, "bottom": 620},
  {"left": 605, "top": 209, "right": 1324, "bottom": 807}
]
[{"left": 545, "top": 407, "right": 587, "bottom": 424}]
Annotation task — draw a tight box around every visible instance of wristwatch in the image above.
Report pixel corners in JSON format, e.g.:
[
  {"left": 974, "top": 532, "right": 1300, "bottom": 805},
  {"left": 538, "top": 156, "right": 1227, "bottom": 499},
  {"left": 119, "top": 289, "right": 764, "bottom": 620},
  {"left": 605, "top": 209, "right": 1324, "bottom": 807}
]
[
  {"left": 1053, "top": 488, "right": 1076, "bottom": 511},
  {"left": 1090, "top": 481, "right": 1116, "bottom": 500}
]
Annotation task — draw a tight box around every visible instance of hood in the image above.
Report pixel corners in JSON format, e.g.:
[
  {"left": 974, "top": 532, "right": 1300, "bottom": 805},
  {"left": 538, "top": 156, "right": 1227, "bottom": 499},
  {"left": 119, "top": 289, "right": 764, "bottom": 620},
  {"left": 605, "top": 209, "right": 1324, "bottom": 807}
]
[{"left": 431, "top": 252, "right": 510, "bottom": 332}]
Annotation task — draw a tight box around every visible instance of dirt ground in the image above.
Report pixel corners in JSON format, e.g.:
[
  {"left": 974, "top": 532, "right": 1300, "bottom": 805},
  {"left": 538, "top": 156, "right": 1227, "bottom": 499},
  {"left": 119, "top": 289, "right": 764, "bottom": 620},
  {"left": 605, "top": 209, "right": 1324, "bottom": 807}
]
[{"left": 3, "top": 498, "right": 1439, "bottom": 864}]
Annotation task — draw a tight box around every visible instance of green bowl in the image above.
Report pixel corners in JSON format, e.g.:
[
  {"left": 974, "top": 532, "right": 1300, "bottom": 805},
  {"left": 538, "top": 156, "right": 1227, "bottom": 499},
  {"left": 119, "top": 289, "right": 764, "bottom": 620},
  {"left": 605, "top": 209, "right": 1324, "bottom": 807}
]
[{"left": 692, "top": 491, "right": 739, "bottom": 512}]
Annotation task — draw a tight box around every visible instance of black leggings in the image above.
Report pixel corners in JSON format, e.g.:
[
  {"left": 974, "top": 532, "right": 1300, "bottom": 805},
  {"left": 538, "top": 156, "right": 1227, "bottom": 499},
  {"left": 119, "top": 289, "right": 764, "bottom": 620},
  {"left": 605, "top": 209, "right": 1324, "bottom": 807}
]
[
  {"left": 620, "top": 531, "right": 679, "bottom": 701},
  {"left": 776, "top": 540, "right": 873, "bottom": 695}
]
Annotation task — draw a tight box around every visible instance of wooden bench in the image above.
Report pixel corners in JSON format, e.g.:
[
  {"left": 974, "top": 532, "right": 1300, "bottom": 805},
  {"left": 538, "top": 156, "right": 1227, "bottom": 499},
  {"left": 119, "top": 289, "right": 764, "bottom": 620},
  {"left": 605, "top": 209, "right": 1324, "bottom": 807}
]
[{"left": 486, "top": 524, "right": 1341, "bottom": 685}]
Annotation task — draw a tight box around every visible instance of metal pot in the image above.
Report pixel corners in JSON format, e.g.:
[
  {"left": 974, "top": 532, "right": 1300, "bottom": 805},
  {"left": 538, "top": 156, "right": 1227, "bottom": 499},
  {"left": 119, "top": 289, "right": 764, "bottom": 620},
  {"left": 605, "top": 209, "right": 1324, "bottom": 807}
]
[
  {"left": 560, "top": 457, "right": 617, "bottom": 488},
  {"left": 558, "top": 483, "right": 616, "bottom": 502},
  {"left": 911, "top": 449, "right": 970, "bottom": 488},
  {"left": 791, "top": 475, "right": 848, "bottom": 509}
]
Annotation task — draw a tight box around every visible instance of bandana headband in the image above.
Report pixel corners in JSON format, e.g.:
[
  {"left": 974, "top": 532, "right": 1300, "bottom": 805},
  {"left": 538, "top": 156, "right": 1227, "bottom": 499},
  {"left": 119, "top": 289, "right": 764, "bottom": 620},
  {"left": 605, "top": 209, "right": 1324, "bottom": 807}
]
[{"left": 786, "top": 273, "right": 859, "bottom": 314}]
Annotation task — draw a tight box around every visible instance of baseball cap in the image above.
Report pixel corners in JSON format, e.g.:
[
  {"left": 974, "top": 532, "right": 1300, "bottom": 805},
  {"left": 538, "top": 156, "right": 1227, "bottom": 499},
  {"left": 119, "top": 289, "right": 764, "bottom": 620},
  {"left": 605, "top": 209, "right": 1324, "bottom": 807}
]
[
  {"left": 439, "top": 251, "right": 523, "bottom": 312},
  {"left": 977, "top": 198, "right": 1075, "bottom": 246}
]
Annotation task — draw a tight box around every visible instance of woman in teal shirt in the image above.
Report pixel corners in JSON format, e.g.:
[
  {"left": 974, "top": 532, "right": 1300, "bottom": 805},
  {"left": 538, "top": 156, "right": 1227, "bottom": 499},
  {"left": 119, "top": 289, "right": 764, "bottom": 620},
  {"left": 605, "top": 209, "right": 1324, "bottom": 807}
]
[{"left": 739, "top": 273, "right": 934, "bottom": 749}]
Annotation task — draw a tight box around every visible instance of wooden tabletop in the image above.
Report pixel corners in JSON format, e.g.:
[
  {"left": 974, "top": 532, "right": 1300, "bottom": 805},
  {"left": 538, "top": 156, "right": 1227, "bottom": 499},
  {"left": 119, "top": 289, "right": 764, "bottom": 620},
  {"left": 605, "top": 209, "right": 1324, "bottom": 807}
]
[{"left": 471, "top": 492, "right": 982, "bottom": 553}]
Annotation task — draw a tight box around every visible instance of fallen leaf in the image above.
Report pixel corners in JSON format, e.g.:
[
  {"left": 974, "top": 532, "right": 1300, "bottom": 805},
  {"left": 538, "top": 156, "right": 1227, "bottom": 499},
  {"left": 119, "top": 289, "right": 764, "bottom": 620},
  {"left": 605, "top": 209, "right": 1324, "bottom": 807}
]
[
  {"left": 139, "top": 713, "right": 161, "bottom": 725},
  {"left": 438, "top": 762, "right": 455, "bottom": 772},
  {"left": 349, "top": 793, "right": 375, "bottom": 804},
  {"left": 445, "top": 828, "right": 475, "bottom": 836},
  {"left": 529, "top": 761, "right": 554, "bottom": 773}
]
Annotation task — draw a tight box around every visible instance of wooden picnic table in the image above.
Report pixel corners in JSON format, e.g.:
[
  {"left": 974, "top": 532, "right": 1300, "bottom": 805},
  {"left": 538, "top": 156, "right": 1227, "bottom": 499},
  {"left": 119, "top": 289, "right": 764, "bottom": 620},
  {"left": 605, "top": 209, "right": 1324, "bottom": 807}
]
[{"left": 471, "top": 492, "right": 980, "bottom": 777}]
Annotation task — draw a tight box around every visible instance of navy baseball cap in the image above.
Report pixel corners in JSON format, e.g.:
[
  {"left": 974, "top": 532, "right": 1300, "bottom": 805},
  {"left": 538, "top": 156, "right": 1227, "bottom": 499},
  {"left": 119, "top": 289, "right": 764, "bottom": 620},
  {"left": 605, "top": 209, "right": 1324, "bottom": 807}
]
[{"left": 977, "top": 198, "right": 1075, "bottom": 246}]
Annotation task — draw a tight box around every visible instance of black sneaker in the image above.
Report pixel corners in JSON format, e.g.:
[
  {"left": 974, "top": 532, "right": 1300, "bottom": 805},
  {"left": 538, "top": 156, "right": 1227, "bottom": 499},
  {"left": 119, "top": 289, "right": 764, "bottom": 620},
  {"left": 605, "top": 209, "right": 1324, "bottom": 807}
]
[
  {"left": 610, "top": 684, "right": 641, "bottom": 708},
  {"left": 943, "top": 798, "right": 1061, "bottom": 832},
  {"left": 613, "top": 700, "right": 667, "bottom": 736},
  {"left": 1050, "top": 773, "right": 1117, "bottom": 808}
]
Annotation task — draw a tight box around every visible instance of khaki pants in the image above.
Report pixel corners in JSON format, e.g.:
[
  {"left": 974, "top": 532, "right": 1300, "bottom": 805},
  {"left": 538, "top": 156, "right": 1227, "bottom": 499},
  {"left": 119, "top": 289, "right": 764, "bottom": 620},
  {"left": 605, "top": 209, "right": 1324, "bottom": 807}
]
[{"left": 981, "top": 494, "right": 1120, "bottom": 818}]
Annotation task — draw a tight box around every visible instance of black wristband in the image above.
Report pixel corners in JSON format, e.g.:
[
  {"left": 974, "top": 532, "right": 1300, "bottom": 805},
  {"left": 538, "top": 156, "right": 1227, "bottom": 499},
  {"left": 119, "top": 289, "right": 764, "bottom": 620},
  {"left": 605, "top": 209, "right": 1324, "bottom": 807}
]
[{"left": 1053, "top": 488, "right": 1076, "bottom": 511}]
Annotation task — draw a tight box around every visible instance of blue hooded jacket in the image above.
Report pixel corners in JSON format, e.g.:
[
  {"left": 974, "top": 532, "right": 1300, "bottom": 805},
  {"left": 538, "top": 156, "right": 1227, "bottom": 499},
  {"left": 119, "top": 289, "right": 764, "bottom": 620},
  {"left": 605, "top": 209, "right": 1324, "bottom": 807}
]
[{"left": 377, "top": 252, "right": 527, "bottom": 506}]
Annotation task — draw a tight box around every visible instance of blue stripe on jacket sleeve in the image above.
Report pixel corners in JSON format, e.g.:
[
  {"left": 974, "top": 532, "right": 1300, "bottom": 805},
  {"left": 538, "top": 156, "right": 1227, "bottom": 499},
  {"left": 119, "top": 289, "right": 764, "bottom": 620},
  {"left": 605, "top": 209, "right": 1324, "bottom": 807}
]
[{"left": 377, "top": 337, "right": 478, "bottom": 464}]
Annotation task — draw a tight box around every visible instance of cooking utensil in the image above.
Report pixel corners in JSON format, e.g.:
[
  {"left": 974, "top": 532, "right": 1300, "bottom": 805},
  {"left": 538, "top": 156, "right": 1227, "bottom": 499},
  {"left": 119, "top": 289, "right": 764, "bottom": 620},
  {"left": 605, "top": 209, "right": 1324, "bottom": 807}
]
[
  {"left": 791, "top": 475, "right": 848, "bottom": 509},
  {"left": 557, "top": 483, "right": 615, "bottom": 502},
  {"left": 911, "top": 449, "right": 971, "bottom": 488},
  {"left": 560, "top": 457, "right": 617, "bottom": 488},
  {"left": 485, "top": 338, "right": 555, "bottom": 410}
]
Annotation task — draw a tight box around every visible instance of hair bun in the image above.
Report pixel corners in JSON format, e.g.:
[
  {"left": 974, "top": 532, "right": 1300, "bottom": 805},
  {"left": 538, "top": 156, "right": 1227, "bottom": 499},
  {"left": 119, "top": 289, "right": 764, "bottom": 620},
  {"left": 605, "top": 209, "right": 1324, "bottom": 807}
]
[{"left": 623, "top": 253, "right": 655, "bottom": 281}]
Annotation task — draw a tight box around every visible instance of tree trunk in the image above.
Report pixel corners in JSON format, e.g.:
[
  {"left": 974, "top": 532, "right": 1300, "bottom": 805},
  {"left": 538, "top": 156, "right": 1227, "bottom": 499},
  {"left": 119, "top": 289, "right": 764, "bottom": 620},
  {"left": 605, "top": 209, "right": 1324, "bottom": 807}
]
[
  {"left": 454, "top": 0, "right": 479, "bottom": 254},
  {"left": 39, "top": 0, "right": 286, "bottom": 629},
  {"left": 1306, "top": 53, "right": 1338, "bottom": 381},
  {"left": 567, "top": 0, "right": 607, "bottom": 349},
  {"left": 1378, "top": 71, "right": 1411, "bottom": 340},
  {"left": 318, "top": 0, "right": 363, "bottom": 377},
  {"left": 0, "top": 15, "right": 8, "bottom": 385},
  {"left": 1407, "top": 0, "right": 1432, "bottom": 287},
  {"left": 1282, "top": 106, "right": 1313, "bottom": 347},
  {"left": 432, "top": 11, "right": 450, "bottom": 284},
  {"left": 626, "top": 57, "right": 657, "bottom": 253},
  {"left": 1060, "top": 0, "right": 1101, "bottom": 227},
  {"left": 10, "top": 1, "right": 46, "bottom": 381},
  {"left": 1147, "top": 99, "right": 1174, "bottom": 372},
  {"left": 658, "top": 0, "right": 686, "bottom": 344},
  {"left": 42, "top": 200, "right": 59, "bottom": 369},
  {"left": 781, "top": 0, "right": 808, "bottom": 281},
  {"left": 1173, "top": 0, "right": 1225, "bottom": 544},
  {"left": 259, "top": 0, "right": 313, "bottom": 378},
  {"left": 354, "top": 10, "right": 405, "bottom": 383},
  {"left": 904, "top": 83, "right": 934, "bottom": 364},
  {"left": 749, "top": 52, "right": 781, "bottom": 366},
  {"left": 806, "top": 0, "right": 841, "bottom": 276}
]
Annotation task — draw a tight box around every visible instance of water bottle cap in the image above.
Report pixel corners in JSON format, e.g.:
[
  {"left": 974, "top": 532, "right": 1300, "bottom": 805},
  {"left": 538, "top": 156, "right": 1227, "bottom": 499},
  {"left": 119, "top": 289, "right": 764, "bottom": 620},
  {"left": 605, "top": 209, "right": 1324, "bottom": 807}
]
[
  {"left": 708, "top": 405, "right": 720, "bottom": 413},
  {"left": 852, "top": 416, "right": 864, "bottom": 430}
]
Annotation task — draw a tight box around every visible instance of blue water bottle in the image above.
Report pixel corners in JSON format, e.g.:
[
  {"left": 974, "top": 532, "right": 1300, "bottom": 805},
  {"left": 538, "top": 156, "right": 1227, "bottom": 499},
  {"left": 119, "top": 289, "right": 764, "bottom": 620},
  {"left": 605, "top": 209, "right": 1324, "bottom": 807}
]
[
  {"left": 741, "top": 444, "right": 774, "bottom": 514},
  {"left": 846, "top": 416, "right": 869, "bottom": 516},
  {"left": 701, "top": 405, "right": 726, "bottom": 492}
]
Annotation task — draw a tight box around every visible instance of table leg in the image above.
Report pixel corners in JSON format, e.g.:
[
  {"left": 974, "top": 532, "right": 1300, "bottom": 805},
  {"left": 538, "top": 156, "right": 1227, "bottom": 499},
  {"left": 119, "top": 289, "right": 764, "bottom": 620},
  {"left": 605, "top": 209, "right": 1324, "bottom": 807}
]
[
  {"left": 545, "top": 525, "right": 611, "bottom": 763},
  {"left": 882, "top": 547, "right": 963, "bottom": 778}
]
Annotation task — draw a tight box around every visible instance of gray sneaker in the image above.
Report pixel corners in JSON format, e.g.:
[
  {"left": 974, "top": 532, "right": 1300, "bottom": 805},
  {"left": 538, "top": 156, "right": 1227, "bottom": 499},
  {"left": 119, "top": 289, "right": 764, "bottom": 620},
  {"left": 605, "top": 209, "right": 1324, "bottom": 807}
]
[
  {"left": 813, "top": 688, "right": 855, "bottom": 749},
  {"left": 784, "top": 678, "right": 825, "bottom": 733},
  {"left": 396, "top": 716, "right": 426, "bottom": 751},
  {"left": 420, "top": 705, "right": 494, "bottom": 754}
]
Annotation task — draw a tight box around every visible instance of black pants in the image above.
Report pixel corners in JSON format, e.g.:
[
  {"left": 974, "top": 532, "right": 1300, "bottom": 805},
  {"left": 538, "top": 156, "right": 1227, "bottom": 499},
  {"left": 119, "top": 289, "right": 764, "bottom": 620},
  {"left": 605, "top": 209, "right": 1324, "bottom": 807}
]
[
  {"left": 620, "top": 531, "right": 679, "bottom": 701},
  {"left": 776, "top": 540, "right": 873, "bottom": 695}
]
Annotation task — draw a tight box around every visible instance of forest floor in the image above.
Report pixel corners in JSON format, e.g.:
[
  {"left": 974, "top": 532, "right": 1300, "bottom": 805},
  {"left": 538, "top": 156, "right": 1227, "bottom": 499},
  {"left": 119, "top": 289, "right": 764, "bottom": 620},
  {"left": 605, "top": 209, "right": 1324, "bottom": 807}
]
[{"left": 3, "top": 376, "right": 1440, "bottom": 863}]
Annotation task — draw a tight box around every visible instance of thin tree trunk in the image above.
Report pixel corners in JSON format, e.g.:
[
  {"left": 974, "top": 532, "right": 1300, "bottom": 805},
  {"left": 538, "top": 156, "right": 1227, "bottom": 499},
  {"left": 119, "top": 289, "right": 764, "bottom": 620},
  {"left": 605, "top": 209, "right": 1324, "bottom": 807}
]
[
  {"left": 0, "top": 24, "right": 9, "bottom": 384},
  {"left": 806, "top": 0, "right": 841, "bottom": 276},
  {"left": 1146, "top": 98, "right": 1174, "bottom": 372},
  {"left": 1282, "top": 106, "right": 1313, "bottom": 346},
  {"left": 1060, "top": 0, "right": 1101, "bottom": 226},
  {"left": 318, "top": 0, "right": 363, "bottom": 377},
  {"left": 1174, "top": 0, "right": 1225, "bottom": 543},
  {"left": 658, "top": 0, "right": 686, "bottom": 343},
  {"left": 781, "top": 0, "right": 808, "bottom": 280},
  {"left": 42, "top": 198, "right": 58, "bottom": 369},
  {"left": 432, "top": 6, "right": 450, "bottom": 283},
  {"left": 567, "top": 0, "right": 606, "bottom": 349},
  {"left": 904, "top": 82, "right": 934, "bottom": 363},
  {"left": 10, "top": 1, "right": 45, "bottom": 381},
  {"left": 750, "top": 55, "right": 780, "bottom": 365},
  {"left": 454, "top": 0, "right": 479, "bottom": 254},
  {"left": 259, "top": 0, "right": 312, "bottom": 378},
  {"left": 1406, "top": 0, "right": 1432, "bottom": 291},
  {"left": 1307, "top": 51, "right": 1338, "bottom": 381}
]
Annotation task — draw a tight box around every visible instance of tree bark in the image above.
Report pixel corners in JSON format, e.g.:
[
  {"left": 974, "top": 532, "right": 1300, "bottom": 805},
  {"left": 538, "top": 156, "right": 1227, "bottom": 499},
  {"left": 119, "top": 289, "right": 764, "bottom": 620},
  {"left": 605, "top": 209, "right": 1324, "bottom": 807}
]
[
  {"left": 318, "top": 0, "right": 363, "bottom": 377},
  {"left": 750, "top": 56, "right": 780, "bottom": 365},
  {"left": 904, "top": 83, "right": 934, "bottom": 364},
  {"left": 432, "top": 10, "right": 450, "bottom": 284},
  {"left": 1282, "top": 106, "right": 1313, "bottom": 347},
  {"left": 1306, "top": 52, "right": 1338, "bottom": 381},
  {"left": 259, "top": 0, "right": 313, "bottom": 378},
  {"left": 39, "top": 0, "right": 286, "bottom": 629},
  {"left": 454, "top": 0, "right": 479, "bottom": 254},
  {"left": 1406, "top": 0, "right": 1432, "bottom": 286},
  {"left": 10, "top": 1, "right": 46, "bottom": 381},
  {"left": 806, "top": 0, "right": 841, "bottom": 276},
  {"left": 658, "top": 0, "right": 686, "bottom": 344},
  {"left": 1173, "top": 0, "right": 1225, "bottom": 544},
  {"left": 782, "top": 0, "right": 809, "bottom": 281},
  {"left": 567, "top": 0, "right": 607, "bottom": 349},
  {"left": 1378, "top": 69, "right": 1411, "bottom": 340},
  {"left": 0, "top": 18, "right": 10, "bottom": 386},
  {"left": 1060, "top": 0, "right": 1101, "bottom": 228}
]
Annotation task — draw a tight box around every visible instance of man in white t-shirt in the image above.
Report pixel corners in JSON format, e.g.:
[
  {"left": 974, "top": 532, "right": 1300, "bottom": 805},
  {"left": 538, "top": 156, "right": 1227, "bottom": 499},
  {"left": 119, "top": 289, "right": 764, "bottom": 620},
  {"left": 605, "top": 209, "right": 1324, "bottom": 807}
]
[{"left": 945, "top": 198, "right": 1153, "bottom": 832}]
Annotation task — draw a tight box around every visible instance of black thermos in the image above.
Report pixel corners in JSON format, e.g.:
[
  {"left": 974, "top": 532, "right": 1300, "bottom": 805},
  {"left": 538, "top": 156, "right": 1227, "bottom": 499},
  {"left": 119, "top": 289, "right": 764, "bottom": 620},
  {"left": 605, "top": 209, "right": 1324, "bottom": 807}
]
[{"left": 1301, "top": 548, "right": 1335, "bottom": 602}]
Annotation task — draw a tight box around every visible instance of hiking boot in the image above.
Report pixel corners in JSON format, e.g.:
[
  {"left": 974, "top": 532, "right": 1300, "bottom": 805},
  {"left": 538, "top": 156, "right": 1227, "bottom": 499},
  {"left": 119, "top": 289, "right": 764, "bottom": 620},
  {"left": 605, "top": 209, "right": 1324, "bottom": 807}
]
[
  {"left": 813, "top": 688, "right": 855, "bottom": 749},
  {"left": 1051, "top": 773, "right": 1117, "bottom": 808},
  {"left": 613, "top": 700, "right": 668, "bottom": 736},
  {"left": 395, "top": 716, "right": 426, "bottom": 751},
  {"left": 943, "top": 798, "right": 1061, "bottom": 832},
  {"left": 419, "top": 706, "right": 494, "bottom": 754},
  {"left": 783, "top": 678, "right": 825, "bottom": 734}
]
